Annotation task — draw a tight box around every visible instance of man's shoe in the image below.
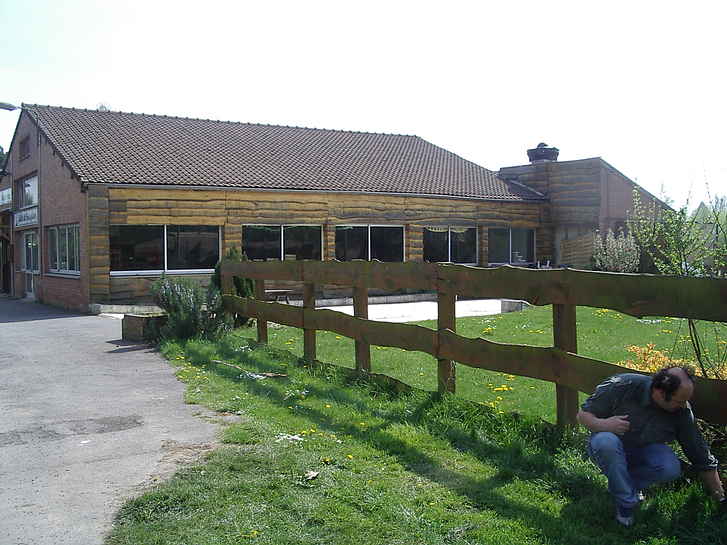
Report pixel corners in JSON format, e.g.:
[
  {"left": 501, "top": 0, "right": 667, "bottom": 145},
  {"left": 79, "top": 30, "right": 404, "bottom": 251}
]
[{"left": 616, "top": 505, "right": 634, "bottom": 527}]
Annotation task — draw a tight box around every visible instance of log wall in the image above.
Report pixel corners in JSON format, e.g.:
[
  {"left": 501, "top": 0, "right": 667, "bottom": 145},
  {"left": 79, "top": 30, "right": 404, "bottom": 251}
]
[{"left": 89, "top": 186, "right": 552, "bottom": 303}]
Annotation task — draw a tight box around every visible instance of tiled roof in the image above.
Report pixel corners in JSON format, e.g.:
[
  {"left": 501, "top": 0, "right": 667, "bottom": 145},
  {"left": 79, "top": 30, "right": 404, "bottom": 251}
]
[{"left": 23, "top": 104, "right": 544, "bottom": 201}]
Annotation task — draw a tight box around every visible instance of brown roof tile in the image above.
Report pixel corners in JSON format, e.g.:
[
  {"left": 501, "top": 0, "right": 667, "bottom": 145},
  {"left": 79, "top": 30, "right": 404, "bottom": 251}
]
[{"left": 23, "top": 104, "right": 544, "bottom": 201}]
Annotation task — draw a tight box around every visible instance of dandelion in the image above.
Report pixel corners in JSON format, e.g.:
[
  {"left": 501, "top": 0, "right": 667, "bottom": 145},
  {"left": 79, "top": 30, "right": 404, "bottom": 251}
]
[
  {"left": 325, "top": 404, "right": 332, "bottom": 408},
  {"left": 346, "top": 454, "right": 353, "bottom": 460}
]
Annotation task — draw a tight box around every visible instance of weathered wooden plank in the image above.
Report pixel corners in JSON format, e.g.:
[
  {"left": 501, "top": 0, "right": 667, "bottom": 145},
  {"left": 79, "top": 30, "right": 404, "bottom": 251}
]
[
  {"left": 303, "top": 283, "right": 316, "bottom": 361},
  {"left": 437, "top": 288, "right": 456, "bottom": 394},
  {"left": 225, "top": 297, "right": 304, "bottom": 328},
  {"left": 553, "top": 304, "right": 579, "bottom": 428},
  {"left": 254, "top": 280, "right": 268, "bottom": 343},
  {"left": 353, "top": 285, "right": 370, "bottom": 373},
  {"left": 436, "top": 331, "right": 727, "bottom": 425}
]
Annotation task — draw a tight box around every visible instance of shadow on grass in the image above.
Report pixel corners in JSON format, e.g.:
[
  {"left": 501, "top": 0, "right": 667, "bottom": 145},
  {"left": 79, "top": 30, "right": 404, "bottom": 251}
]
[{"left": 185, "top": 337, "right": 727, "bottom": 545}]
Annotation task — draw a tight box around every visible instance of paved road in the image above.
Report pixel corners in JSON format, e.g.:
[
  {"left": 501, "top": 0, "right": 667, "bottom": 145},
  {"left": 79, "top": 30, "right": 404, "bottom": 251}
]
[{"left": 0, "top": 299, "right": 220, "bottom": 545}]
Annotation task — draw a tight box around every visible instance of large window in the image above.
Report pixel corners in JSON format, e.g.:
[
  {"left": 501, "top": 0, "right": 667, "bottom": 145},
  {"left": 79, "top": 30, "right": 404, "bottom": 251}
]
[
  {"left": 110, "top": 225, "right": 220, "bottom": 273},
  {"left": 424, "top": 226, "right": 477, "bottom": 263},
  {"left": 488, "top": 228, "right": 535, "bottom": 265},
  {"left": 19, "top": 177, "right": 38, "bottom": 208},
  {"left": 167, "top": 225, "right": 220, "bottom": 270},
  {"left": 243, "top": 225, "right": 322, "bottom": 261},
  {"left": 335, "top": 225, "right": 404, "bottom": 262},
  {"left": 49, "top": 224, "right": 80, "bottom": 273}
]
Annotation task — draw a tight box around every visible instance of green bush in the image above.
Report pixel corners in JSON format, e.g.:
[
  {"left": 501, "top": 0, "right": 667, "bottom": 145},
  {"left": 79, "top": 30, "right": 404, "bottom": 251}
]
[
  {"left": 150, "top": 275, "right": 231, "bottom": 341},
  {"left": 210, "top": 246, "right": 254, "bottom": 328}
]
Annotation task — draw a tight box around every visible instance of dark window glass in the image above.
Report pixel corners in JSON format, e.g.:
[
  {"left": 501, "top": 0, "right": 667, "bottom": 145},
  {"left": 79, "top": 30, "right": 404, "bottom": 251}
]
[
  {"left": 451, "top": 227, "right": 477, "bottom": 263},
  {"left": 284, "top": 226, "right": 321, "bottom": 260},
  {"left": 110, "top": 225, "right": 164, "bottom": 271},
  {"left": 335, "top": 226, "right": 368, "bottom": 261},
  {"left": 488, "top": 229, "right": 509, "bottom": 263},
  {"left": 167, "top": 225, "right": 219, "bottom": 270},
  {"left": 511, "top": 228, "right": 534, "bottom": 264},
  {"left": 243, "top": 225, "right": 281, "bottom": 260},
  {"left": 423, "top": 227, "right": 449, "bottom": 262},
  {"left": 371, "top": 226, "right": 404, "bottom": 262}
]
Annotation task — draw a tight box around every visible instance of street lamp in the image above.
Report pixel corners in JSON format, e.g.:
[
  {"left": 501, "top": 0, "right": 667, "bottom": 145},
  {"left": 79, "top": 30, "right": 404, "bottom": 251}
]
[{"left": 0, "top": 103, "right": 18, "bottom": 111}]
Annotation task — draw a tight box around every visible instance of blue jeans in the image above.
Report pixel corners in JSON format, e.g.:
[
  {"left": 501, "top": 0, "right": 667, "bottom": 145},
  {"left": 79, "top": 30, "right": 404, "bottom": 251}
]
[{"left": 587, "top": 432, "right": 681, "bottom": 509}]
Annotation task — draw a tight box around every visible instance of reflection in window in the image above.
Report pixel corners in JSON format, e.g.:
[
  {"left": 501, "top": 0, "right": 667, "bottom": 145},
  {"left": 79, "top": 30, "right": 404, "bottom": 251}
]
[
  {"left": 49, "top": 224, "right": 80, "bottom": 273},
  {"left": 371, "top": 226, "right": 404, "bottom": 262},
  {"left": 487, "top": 228, "right": 535, "bottom": 265},
  {"left": 110, "top": 225, "right": 164, "bottom": 271},
  {"left": 335, "top": 226, "right": 404, "bottom": 262},
  {"left": 424, "top": 226, "right": 477, "bottom": 263},
  {"left": 167, "top": 225, "right": 220, "bottom": 270},
  {"left": 284, "top": 226, "right": 322, "bottom": 260},
  {"left": 244, "top": 225, "right": 322, "bottom": 261},
  {"left": 243, "top": 225, "right": 281, "bottom": 261},
  {"left": 335, "top": 226, "right": 368, "bottom": 261}
]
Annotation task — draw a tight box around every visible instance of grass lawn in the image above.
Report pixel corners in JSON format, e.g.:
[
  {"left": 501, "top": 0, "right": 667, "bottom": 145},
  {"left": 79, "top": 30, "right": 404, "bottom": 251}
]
[{"left": 106, "top": 306, "right": 727, "bottom": 545}]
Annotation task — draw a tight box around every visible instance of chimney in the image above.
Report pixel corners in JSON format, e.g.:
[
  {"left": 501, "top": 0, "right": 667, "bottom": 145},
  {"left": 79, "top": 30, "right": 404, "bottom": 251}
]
[{"left": 527, "top": 142, "right": 559, "bottom": 163}]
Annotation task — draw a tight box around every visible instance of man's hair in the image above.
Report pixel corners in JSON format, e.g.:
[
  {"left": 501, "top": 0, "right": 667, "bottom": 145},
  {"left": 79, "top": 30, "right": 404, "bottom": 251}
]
[{"left": 652, "top": 366, "right": 696, "bottom": 402}]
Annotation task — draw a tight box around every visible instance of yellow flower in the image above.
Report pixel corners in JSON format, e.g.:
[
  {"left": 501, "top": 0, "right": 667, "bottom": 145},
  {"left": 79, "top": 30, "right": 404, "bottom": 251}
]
[
  {"left": 325, "top": 404, "right": 332, "bottom": 408},
  {"left": 346, "top": 454, "right": 353, "bottom": 459}
]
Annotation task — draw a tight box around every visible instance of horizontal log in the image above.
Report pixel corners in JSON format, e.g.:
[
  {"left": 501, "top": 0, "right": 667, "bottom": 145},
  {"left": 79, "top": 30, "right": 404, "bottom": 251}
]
[
  {"left": 223, "top": 296, "right": 436, "bottom": 354},
  {"left": 437, "top": 330, "right": 727, "bottom": 425},
  {"left": 221, "top": 262, "right": 727, "bottom": 322}
]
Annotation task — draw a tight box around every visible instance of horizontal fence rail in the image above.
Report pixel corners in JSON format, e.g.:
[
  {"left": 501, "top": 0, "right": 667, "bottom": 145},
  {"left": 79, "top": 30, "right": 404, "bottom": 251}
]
[{"left": 221, "top": 260, "right": 727, "bottom": 426}]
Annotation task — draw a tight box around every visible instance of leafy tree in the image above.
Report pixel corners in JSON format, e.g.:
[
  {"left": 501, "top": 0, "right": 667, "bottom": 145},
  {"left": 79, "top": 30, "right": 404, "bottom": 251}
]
[
  {"left": 592, "top": 228, "right": 640, "bottom": 272},
  {"left": 629, "top": 191, "right": 727, "bottom": 379}
]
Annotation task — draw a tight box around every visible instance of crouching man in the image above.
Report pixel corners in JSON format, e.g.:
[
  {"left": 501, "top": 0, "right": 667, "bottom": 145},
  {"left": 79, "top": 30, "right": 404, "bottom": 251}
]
[{"left": 577, "top": 366, "right": 725, "bottom": 526}]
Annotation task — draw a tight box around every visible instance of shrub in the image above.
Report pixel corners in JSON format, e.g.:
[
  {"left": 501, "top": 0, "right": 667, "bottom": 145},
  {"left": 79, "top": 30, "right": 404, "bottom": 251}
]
[
  {"left": 592, "top": 228, "right": 640, "bottom": 272},
  {"left": 150, "top": 275, "right": 231, "bottom": 341},
  {"left": 210, "top": 246, "right": 254, "bottom": 328}
]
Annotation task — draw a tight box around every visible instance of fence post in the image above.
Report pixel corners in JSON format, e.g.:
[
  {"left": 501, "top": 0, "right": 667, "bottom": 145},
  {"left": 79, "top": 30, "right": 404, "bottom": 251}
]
[
  {"left": 353, "top": 285, "right": 371, "bottom": 373},
  {"left": 303, "top": 282, "right": 316, "bottom": 361},
  {"left": 254, "top": 279, "right": 268, "bottom": 344},
  {"left": 437, "top": 288, "right": 456, "bottom": 394},
  {"left": 553, "top": 304, "right": 579, "bottom": 428}
]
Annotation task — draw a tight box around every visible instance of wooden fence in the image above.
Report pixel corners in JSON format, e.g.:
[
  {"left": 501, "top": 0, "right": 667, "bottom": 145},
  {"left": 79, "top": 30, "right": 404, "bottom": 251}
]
[{"left": 220, "top": 261, "right": 727, "bottom": 427}]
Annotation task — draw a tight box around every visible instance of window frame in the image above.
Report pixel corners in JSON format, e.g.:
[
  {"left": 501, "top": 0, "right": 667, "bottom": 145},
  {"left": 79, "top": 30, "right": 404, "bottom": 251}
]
[
  {"left": 48, "top": 224, "right": 81, "bottom": 275},
  {"left": 423, "top": 226, "right": 478, "bottom": 264},
  {"left": 487, "top": 227, "right": 536, "bottom": 266},
  {"left": 335, "top": 224, "right": 406, "bottom": 262},
  {"left": 243, "top": 224, "right": 323, "bottom": 261},
  {"left": 110, "top": 224, "right": 222, "bottom": 276}
]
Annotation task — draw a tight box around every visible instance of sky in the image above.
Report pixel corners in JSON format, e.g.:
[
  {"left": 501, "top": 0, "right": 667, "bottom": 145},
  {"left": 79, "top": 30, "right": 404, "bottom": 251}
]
[{"left": 1, "top": 0, "right": 725, "bottom": 209}]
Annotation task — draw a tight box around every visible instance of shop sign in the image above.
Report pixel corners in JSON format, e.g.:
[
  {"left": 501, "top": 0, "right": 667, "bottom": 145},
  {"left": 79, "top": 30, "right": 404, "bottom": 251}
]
[{"left": 14, "top": 206, "right": 38, "bottom": 228}]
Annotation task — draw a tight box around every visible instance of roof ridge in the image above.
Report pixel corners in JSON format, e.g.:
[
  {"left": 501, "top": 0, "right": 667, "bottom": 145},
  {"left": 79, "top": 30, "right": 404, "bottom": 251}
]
[{"left": 21, "top": 103, "right": 420, "bottom": 139}]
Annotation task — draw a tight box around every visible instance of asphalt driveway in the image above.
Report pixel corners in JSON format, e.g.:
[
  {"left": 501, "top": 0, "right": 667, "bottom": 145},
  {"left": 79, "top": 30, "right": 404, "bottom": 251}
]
[{"left": 0, "top": 299, "right": 220, "bottom": 545}]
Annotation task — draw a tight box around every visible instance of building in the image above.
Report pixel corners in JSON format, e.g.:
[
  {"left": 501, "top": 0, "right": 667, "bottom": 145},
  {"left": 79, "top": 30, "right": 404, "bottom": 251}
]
[{"left": 0, "top": 105, "right": 661, "bottom": 311}]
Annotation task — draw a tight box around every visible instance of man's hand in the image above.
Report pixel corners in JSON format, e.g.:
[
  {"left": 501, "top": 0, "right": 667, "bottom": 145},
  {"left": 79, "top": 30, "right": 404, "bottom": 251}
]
[{"left": 602, "top": 415, "right": 630, "bottom": 435}]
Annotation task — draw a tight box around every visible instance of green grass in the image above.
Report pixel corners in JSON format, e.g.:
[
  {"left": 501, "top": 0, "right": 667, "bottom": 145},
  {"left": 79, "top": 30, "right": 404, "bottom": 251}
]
[{"left": 106, "top": 306, "right": 727, "bottom": 545}]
